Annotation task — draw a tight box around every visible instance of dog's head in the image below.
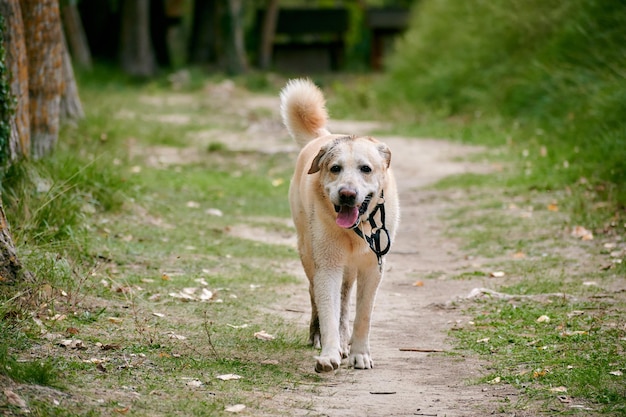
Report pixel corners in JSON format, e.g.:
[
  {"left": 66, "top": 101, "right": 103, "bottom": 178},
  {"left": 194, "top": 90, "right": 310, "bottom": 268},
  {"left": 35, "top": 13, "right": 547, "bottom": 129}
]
[{"left": 308, "top": 136, "right": 391, "bottom": 229}]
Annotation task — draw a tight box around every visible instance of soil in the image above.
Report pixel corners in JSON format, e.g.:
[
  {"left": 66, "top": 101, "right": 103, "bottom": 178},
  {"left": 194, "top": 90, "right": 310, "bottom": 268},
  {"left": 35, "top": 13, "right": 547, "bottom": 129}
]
[{"left": 225, "top": 98, "right": 527, "bottom": 416}]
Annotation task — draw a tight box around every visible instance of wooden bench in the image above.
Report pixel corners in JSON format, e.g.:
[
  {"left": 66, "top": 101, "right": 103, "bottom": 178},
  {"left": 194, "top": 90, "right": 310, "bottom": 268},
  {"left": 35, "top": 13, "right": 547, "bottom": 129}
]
[{"left": 257, "top": 8, "right": 349, "bottom": 72}]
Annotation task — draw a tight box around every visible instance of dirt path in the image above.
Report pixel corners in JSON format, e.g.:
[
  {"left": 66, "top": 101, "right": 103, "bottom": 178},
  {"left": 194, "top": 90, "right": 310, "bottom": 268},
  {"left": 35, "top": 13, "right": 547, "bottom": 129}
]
[{"left": 226, "top": 100, "right": 521, "bottom": 416}]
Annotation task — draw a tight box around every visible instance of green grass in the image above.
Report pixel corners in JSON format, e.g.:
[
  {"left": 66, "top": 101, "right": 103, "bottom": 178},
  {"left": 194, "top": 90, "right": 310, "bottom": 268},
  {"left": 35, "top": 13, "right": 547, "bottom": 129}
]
[
  {"left": 0, "top": 69, "right": 322, "bottom": 416},
  {"left": 455, "top": 298, "right": 626, "bottom": 414},
  {"left": 2, "top": 15, "right": 625, "bottom": 411},
  {"left": 330, "top": 0, "right": 625, "bottom": 229}
]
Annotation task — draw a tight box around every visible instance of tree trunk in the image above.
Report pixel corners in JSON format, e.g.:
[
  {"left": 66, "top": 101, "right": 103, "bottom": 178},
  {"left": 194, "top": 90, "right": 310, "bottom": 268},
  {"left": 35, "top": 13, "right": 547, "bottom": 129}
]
[
  {"left": 150, "top": 0, "right": 170, "bottom": 68},
  {"left": 60, "top": 2, "right": 92, "bottom": 70},
  {"left": 0, "top": 200, "right": 22, "bottom": 284},
  {"left": 0, "top": 0, "right": 30, "bottom": 161},
  {"left": 221, "top": 0, "right": 248, "bottom": 74},
  {"left": 258, "top": 0, "right": 279, "bottom": 70},
  {"left": 60, "top": 30, "right": 84, "bottom": 122},
  {"left": 0, "top": 3, "right": 27, "bottom": 284},
  {"left": 21, "top": 0, "right": 63, "bottom": 160},
  {"left": 119, "top": 0, "right": 156, "bottom": 77},
  {"left": 188, "top": 0, "right": 218, "bottom": 65}
]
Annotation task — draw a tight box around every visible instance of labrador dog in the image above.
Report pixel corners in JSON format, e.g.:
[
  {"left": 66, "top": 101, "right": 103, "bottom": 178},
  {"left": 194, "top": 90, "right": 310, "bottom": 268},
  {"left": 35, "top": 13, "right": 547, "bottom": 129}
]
[{"left": 280, "top": 79, "right": 399, "bottom": 372}]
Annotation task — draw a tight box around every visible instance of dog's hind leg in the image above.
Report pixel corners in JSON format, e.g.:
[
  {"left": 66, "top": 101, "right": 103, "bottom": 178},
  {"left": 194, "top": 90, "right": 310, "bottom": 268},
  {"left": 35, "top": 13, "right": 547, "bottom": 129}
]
[{"left": 349, "top": 259, "right": 383, "bottom": 369}]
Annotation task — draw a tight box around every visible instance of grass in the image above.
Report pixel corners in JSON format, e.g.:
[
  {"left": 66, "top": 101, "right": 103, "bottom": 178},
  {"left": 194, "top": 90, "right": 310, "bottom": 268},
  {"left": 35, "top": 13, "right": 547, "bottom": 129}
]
[
  {"left": 327, "top": 7, "right": 626, "bottom": 411},
  {"left": 0, "top": 70, "right": 323, "bottom": 416},
  {"left": 1, "top": 5, "right": 625, "bottom": 411},
  {"left": 428, "top": 171, "right": 626, "bottom": 414},
  {"left": 330, "top": 0, "right": 625, "bottom": 228},
  {"left": 456, "top": 297, "right": 626, "bottom": 414}
]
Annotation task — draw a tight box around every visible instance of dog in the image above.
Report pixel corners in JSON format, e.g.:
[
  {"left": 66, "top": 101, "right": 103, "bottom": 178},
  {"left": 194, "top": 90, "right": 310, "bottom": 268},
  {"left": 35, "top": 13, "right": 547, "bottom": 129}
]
[{"left": 280, "top": 79, "right": 399, "bottom": 372}]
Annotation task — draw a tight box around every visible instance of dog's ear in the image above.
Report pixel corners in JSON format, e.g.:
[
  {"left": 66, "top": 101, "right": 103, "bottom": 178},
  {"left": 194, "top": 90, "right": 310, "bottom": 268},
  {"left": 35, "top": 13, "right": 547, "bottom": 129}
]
[
  {"left": 308, "top": 148, "right": 326, "bottom": 174},
  {"left": 378, "top": 143, "right": 391, "bottom": 168}
]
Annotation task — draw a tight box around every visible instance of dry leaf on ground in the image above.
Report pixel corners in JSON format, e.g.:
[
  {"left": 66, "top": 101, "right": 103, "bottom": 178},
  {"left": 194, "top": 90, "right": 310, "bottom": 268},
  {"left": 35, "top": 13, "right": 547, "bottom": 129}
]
[
  {"left": 225, "top": 404, "right": 246, "bottom": 413},
  {"left": 487, "top": 376, "right": 501, "bottom": 384},
  {"left": 571, "top": 226, "right": 593, "bottom": 240},
  {"left": 217, "top": 374, "right": 242, "bottom": 381},
  {"left": 58, "top": 339, "right": 86, "bottom": 350},
  {"left": 254, "top": 330, "right": 275, "bottom": 341},
  {"left": 4, "top": 390, "right": 27, "bottom": 408},
  {"left": 536, "top": 315, "right": 550, "bottom": 323}
]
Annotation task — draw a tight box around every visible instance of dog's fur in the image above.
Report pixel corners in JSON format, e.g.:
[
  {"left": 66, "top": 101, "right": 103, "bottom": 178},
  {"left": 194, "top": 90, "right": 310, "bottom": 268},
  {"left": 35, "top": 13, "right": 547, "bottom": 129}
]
[{"left": 280, "top": 79, "right": 399, "bottom": 372}]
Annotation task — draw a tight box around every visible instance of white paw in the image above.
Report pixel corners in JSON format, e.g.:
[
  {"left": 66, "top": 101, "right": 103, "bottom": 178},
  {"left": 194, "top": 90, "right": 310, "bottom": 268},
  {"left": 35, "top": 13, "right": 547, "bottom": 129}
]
[
  {"left": 314, "top": 352, "right": 341, "bottom": 373},
  {"left": 349, "top": 352, "right": 373, "bottom": 369}
]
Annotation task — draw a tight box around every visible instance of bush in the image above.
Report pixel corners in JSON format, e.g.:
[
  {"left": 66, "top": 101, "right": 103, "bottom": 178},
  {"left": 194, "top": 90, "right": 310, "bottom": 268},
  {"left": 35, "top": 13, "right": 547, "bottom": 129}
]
[{"left": 378, "top": 0, "right": 626, "bottom": 205}]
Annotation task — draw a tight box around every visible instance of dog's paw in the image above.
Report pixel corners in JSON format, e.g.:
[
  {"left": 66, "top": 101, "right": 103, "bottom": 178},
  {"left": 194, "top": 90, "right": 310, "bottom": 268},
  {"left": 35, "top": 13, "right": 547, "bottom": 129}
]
[
  {"left": 314, "top": 353, "right": 341, "bottom": 373},
  {"left": 349, "top": 352, "right": 374, "bottom": 370}
]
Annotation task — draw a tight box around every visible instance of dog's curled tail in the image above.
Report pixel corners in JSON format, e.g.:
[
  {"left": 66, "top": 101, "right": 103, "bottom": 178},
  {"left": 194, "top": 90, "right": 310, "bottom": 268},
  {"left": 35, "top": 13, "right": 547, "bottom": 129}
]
[{"left": 280, "top": 79, "right": 331, "bottom": 148}]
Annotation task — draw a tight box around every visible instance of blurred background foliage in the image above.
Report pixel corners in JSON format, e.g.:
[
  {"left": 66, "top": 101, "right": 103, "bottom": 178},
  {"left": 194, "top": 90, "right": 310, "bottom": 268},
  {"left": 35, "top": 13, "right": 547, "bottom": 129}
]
[{"left": 373, "top": 0, "right": 625, "bottom": 216}]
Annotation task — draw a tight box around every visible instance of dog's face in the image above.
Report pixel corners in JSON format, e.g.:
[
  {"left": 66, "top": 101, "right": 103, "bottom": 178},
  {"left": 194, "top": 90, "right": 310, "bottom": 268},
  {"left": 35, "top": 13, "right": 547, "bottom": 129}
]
[{"left": 308, "top": 136, "right": 391, "bottom": 229}]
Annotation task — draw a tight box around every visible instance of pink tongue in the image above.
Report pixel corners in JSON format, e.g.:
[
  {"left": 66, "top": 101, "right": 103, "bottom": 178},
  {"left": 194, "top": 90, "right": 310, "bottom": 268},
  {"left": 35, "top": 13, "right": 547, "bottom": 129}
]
[{"left": 336, "top": 206, "right": 359, "bottom": 228}]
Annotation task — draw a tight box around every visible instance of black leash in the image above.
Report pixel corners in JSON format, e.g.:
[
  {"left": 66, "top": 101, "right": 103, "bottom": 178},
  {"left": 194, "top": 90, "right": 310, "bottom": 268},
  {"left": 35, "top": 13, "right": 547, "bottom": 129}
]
[{"left": 352, "top": 191, "right": 391, "bottom": 268}]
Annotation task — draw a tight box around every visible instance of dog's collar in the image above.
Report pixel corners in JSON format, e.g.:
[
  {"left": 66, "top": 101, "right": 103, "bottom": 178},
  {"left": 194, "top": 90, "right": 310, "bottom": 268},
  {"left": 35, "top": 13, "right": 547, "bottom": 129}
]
[{"left": 352, "top": 191, "right": 391, "bottom": 269}]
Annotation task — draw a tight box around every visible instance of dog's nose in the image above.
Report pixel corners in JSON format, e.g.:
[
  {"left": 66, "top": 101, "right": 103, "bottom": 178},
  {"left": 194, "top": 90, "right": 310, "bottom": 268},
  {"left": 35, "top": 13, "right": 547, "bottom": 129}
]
[{"left": 338, "top": 188, "right": 357, "bottom": 206}]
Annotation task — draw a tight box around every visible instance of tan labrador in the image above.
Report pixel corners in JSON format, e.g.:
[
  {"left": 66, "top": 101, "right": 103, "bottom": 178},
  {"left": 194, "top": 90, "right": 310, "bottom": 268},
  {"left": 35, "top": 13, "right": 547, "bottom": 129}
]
[{"left": 280, "top": 79, "right": 399, "bottom": 372}]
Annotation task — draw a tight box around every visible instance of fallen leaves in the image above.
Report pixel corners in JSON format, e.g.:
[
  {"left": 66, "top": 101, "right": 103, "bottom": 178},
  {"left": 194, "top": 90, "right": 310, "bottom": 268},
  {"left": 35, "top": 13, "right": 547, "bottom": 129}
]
[
  {"left": 58, "top": 339, "right": 87, "bottom": 350},
  {"left": 536, "top": 315, "right": 551, "bottom": 323},
  {"left": 487, "top": 376, "right": 501, "bottom": 384},
  {"left": 217, "top": 374, "right": 242, "bottom": 381},
  {"left": 168, "top": 287, "right": 215, "bottom": 302},
  {"left": 571, "top": 225, "right": 593, "bottom": 241},
  {"left": 4, "top": 389, "right": 27, "bottom": 409},
  {"left": 254, "top": 330, "right": 275, "bottom": 341},
  {"left": 225, "top": 404, "right": 246, "bottom": 413}
]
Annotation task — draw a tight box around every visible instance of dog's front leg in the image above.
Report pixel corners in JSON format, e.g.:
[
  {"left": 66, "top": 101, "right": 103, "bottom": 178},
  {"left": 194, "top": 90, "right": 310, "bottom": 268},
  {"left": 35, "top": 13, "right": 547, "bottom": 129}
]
[
  {"left": 349, "top": 261, "right": 383, "bottom": 369},
  {"left": 313, "top": 268, "right": 343, "bottom": 372}
]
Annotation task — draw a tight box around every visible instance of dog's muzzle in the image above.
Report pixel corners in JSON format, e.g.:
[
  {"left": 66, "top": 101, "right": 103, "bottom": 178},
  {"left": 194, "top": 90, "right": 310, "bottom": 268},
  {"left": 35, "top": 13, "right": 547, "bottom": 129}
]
[{"left": 334, "top": 193, "right": 373, "bottom": 229}]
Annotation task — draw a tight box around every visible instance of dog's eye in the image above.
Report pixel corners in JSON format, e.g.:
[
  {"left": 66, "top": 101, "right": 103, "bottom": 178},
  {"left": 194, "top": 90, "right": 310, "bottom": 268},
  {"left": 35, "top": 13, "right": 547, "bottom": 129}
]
[
  {"left": 330, "top": 165, "right": 342, "bottom": 173},
  {"left": 360, "top": 165, "right": 372, "bottom": 173}
]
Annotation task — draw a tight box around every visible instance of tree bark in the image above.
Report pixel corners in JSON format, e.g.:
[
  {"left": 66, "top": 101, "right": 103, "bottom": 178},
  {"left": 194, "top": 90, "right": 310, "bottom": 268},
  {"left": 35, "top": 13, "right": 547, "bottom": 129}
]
[
  {"left": 21, "top": 0, "right": 63, "bottom": 160},
  {"left": 0, "top": 0, "right": 30, "bottom": 161},
  {"left": 60, "top": 1, "right": 92, "bottom": 70},
  {"left": 258, "top": 0, "right": 279, "bottom": 70},
  {"left": 0, "top": 2, "right": 27, "bottom": 284},
  {"left": 119, "top": 0, "right": 156, "bottom": 77},
  {"left": 221, "top": 0, "right": 248, "bottom": 74},
  {"left": 60, "top": 30, "right": 84, "bottom": 122},
  {"left": 0, "top": 199, "right": 22, "bottom": 284}
]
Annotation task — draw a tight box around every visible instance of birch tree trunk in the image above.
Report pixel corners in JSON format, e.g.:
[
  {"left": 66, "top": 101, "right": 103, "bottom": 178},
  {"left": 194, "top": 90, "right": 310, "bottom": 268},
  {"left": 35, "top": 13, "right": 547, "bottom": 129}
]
[{"left": 21, "top": 0, "right": 63, "bottom": 159}]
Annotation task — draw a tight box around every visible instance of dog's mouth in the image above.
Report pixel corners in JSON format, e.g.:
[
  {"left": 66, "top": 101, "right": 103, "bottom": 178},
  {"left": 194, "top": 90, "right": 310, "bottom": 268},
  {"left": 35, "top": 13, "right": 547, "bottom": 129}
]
[{"left": 334, "top": 194, "right": 373, "bottom": 229}]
